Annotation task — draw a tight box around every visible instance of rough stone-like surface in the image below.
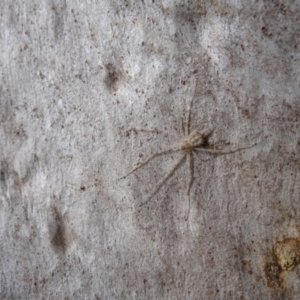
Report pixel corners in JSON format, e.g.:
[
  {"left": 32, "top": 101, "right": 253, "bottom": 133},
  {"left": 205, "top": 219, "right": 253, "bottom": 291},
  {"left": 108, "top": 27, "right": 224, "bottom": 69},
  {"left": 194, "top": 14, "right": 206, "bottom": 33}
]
[{"left": 1, "top": 1, "right": 300, "bottom": 299}]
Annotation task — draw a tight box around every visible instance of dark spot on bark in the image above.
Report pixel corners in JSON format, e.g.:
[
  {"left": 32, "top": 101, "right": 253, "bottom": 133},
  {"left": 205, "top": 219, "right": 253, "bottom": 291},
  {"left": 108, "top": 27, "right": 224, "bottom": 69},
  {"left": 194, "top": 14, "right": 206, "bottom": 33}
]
[
  {"left": 104, "top": 63, "right": 122, "bottom": 92},
  {"left": 49, "top": 207, "right": 70, "bottom": 255}
]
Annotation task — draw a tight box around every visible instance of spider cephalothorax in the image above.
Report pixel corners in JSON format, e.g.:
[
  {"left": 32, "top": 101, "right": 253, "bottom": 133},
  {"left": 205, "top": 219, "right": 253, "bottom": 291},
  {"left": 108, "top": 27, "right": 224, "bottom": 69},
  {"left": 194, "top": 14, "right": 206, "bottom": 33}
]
[{"left": 180, "top": 130, "right": 211, "bottom": 152}]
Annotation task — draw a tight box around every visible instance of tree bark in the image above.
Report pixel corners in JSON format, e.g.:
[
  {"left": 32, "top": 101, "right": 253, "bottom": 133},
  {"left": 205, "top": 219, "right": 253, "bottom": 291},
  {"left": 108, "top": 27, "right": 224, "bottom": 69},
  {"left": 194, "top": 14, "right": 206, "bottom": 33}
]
[{"left": 1, "top": 1, "right": 300, "bottom": 299}]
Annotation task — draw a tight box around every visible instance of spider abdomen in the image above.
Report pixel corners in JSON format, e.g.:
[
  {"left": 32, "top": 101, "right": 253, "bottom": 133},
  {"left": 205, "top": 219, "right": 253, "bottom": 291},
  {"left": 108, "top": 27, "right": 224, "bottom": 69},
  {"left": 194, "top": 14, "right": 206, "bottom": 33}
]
[{"left": 181, "top": 140, "right": 194, "bottom": 152}]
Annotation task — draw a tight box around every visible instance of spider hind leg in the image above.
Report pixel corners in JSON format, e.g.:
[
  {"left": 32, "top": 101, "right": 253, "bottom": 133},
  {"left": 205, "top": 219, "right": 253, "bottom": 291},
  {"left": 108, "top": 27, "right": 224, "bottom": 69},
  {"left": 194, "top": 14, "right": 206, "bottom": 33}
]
[
  {"left": 139, "top": 154, "right": 186, "bottom": 207},
  {"left": 120, "top": 146, "right": 177, "bottom": 180}
]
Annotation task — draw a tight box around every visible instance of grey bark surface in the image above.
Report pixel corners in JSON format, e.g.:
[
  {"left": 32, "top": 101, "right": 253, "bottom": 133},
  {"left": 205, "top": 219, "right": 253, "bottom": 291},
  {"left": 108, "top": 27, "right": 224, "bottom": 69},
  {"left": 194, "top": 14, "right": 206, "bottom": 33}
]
[{"left": 1, "top": 1, "right": 300, "bottom": 299}]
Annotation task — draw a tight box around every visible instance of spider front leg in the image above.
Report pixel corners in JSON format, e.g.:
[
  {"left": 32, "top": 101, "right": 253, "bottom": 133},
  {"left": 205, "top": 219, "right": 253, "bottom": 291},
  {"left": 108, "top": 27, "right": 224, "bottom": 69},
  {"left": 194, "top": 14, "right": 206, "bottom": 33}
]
[
  {"left": 185, "top": 81, "right": 197, "bottom": 136},
  {"left": 180, "top": 119, "right": 185, "bottom": 137},
  {"left": 185, "top": 95, "right": 194, "bottom": 136},
  {"left": 126, "top": 128, "right": 162, "bottom": 134}
]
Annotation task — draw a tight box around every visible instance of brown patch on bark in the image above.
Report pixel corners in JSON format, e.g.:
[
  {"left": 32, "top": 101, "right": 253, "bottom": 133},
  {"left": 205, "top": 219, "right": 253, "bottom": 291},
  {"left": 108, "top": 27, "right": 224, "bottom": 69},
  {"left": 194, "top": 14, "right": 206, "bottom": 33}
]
[{"left": 264, "top": 237, "right": 300, "bottom": 288}]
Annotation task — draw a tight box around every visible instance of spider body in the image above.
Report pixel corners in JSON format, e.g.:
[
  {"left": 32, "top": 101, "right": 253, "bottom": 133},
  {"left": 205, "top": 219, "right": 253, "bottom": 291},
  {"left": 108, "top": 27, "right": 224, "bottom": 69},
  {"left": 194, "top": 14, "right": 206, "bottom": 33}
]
[
  {"left": 181, "top": 130, "right": 210, "bottom": 152},
  {"left": 120, "top": 92, "right": 255, "bottom": 218}
]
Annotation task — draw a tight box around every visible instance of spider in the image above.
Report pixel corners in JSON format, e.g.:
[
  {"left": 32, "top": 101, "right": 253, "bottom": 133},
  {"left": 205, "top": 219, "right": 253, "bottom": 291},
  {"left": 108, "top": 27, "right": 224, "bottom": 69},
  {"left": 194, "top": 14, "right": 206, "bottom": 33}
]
[{"left": 120, "top": 95, "right": 255, "bottom": 215}]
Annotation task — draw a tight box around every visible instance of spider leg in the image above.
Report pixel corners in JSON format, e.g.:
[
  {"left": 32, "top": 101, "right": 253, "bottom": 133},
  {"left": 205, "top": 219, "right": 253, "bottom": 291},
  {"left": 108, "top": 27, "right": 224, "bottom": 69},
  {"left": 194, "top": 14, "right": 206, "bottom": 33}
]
[
  {"left": 185, "top": 95, "right": 193, "bottom": 135},
  {"left": 120, "top": 146, "right": 178, "bottom": 179},
  {"left": 127, "top": 128, "right": 162, "bottom": 134},
  {"left": 186, "top": 153, "right": 193, "bottom": 195},
  {"left": 193, "top": 150, "right": 215, "bottom": 161},
  {"left": 184, "top": 153, "right": 193, "bottom": 221},
  {"left": 140, "top": 154, "right": 186, "bottom": 207},
  {"left": 180, "top": 118, "right": 185, "bottom": 137},
  {"left": 195, "top": 144, "right": 255, "bottom": 155},
  {"left": 185, "top": 81, "right": 197, "bottom": 135}
]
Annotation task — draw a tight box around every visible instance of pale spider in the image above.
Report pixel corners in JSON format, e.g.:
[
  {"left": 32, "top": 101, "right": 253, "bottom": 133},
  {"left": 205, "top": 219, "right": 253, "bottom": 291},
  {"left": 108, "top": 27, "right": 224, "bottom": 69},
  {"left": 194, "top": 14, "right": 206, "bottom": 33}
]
[{"left": 120, "top": 95, "right": 255, "bottom": 213}]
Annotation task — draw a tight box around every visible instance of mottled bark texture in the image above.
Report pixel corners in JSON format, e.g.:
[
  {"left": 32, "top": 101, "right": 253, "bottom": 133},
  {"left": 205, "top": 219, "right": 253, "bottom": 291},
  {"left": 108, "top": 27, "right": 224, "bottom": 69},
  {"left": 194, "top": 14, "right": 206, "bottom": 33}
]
[{"left": 1, "top": 1, "right": 300, "bottom": 299}]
